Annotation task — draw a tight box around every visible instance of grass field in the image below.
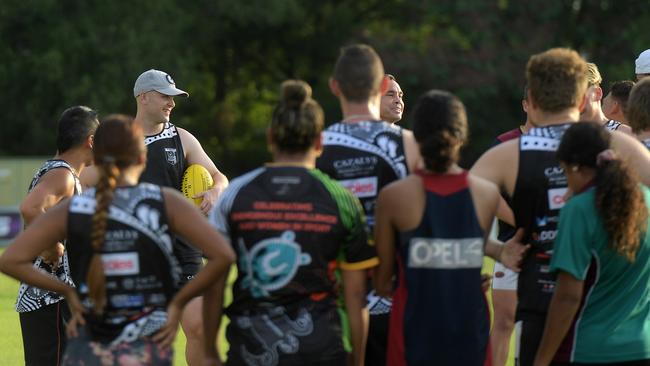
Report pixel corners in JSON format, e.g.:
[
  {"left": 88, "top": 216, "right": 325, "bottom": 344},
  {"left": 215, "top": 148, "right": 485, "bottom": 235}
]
[{"left": 0, "top": 251, "right": 512, "bottom": 365}]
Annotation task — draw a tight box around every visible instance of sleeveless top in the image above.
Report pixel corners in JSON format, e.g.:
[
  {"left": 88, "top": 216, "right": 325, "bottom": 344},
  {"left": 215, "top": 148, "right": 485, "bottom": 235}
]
[
  {"left": 211, "top": 166, "right": 376, "bottom": 365},
  {"left": 16, "top": 159, "right": 81, "bottom": 313},
  {"left": 316, "top": 120, "right": 409, "bottom": 233},
  {"left": 139, "top": 122, "right": 187, "bottom": 189},
  {"left": 138, "top": 122, "right": 200, "bottom": 266},
  {"left": 387, "top": 171, "right": 489, "bottom": 366},
  {"left": 511, "top": 123, "right": 571, "bottom": 318},
  {"left": 66, "top": 183, "right": 181, "bottom": 344}
]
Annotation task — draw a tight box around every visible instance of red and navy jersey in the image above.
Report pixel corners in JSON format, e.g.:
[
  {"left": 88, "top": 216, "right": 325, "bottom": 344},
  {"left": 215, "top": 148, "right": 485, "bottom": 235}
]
[
  {"left": 387, "top": 171, "right": 490, "bottom": 366},
  {"left": 211, "top": 166, "right": 377, "bottom": 365},
  {"left": 493, "top": 126, "right": 524, "bottom": 146}
]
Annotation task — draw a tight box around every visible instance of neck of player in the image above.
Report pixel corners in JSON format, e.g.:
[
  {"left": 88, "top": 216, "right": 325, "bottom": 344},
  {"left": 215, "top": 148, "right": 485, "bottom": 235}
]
[
  {"left": 529, "top": 107, "right": 581, "bottom": 126},
  {"left": 269, "top": 151, "right": 317, "bottom": 169},
  {"left": 134, "top": 115, "right": 166, "bottom": 136},
  {"left": 56, "top": 148, "right": 90, "bottom": 177},
  {"left": 341, "top": 98, "right": 381, "bottom": 122}
]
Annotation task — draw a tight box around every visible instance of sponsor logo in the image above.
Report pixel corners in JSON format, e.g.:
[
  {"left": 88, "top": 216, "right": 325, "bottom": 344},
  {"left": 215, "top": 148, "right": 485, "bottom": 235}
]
[
  {"left": 339, "top": 177, "right": 378, "bottom": 198},
  {"left": 535, "top": 216, "right": 558, "bottom": 227},
  {"left": 408, "top": 237, "right": 483, "bottom": 269},
  {"left": 110, "top": 294, "right": 144, "bottom": 308},
  {"left": 333, "top": 156, "right": 378, "bottom": 170},
  {"left": 544, "top": 166, "right": 567, "bottom": 184},
  {"left": 533, "top": 230, "right": 557, "bottom": 242},
  {"left": 547, "top": 187, "right": 567, "bottom": 210},
  {"left": 102, "top": 252, "right": 140, "bottom": 276},
  {"left": 164, "top": 148, "right": 177, "bottom": 165}
]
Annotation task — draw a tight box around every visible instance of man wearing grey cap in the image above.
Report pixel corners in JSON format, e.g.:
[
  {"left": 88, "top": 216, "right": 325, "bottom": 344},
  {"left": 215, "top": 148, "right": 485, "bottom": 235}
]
[
  {"left": 134, "top": 69, "right": 228, "bottom": 365},
  {"left": 636, "top": 49, "right": 650, "bottom": 81}
]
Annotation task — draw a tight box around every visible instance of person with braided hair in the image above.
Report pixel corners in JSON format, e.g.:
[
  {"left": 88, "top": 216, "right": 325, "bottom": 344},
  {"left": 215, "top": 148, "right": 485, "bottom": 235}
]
[
  {"left": 0, "top": 115, "right": 235, "bottom": 365},
  {"left": 373, "top": 90, "right": 528, "bottom": 366},
  {"left": 533, "top": 122, "right": 650, "bottom": 365},
  {"left": 210, "top": 80, "right": 376, "bottom": 366}
]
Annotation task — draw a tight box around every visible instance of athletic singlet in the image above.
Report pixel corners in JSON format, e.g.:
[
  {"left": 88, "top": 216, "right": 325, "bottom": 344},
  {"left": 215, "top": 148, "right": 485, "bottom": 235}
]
[
  {"left": 139, "top": 122, "right": 200, "bottom": 269},
  {"left": 140, "top": 122, "right": 187, "bottom": 189},
  {"left": 15, "top": 159, "right": 80, "bottom": 313},
  {"left": 211, "top": 166, "right": 377, "bottom": 366},
  {"left": 66, "top": 183, "right": 181, "bottom": 344},
  {"left": 316, "top": 120, "right": 409, "bottom": 232},
  {"left": 387, "top": 171, "right": 490, "bottom": 366},
  {"left": 604, "top": 120, "right": 622, "bottom": 131},
  {"left": 511, "top": 123, "right": 571, "bottom": 318}
]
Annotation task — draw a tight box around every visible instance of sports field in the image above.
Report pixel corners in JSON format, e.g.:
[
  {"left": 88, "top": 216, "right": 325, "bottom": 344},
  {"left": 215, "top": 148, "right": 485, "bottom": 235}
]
[{"left": 0, "top": 251, "right": 512, "bottom": 365}]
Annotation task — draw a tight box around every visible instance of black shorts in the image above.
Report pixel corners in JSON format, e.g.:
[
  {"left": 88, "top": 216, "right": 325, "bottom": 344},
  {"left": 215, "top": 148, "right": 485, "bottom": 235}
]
[
  {"left": 366, "top": 312, "right": 390, "bottom": 366},
  {"left": 19, "top": 301, "right": 71, "bottom": 366}
]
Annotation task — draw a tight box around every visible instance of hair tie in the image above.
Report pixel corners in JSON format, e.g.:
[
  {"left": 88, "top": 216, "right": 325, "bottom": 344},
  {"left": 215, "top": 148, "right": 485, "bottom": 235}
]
[
  {"left": 102, "top": 155, "right": 116, "bottom": 164},
  {"left": 596, "top": 149, "right": 616, "bottom": 166}
]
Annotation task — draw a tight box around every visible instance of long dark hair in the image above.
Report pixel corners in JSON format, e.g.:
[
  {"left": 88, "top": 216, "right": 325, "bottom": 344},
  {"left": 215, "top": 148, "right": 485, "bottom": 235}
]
[
  {"left": 87, "top": 114, "right": 144, "bottom": 314},
  {"left": 411, "top": 90, "right": 468, "bottom": 173},
  {"left": 270, "top": 80, "right": 324, "bottom": 153},
  {"left": 557, "top": 121, "right": 648, "bottom": 262}
]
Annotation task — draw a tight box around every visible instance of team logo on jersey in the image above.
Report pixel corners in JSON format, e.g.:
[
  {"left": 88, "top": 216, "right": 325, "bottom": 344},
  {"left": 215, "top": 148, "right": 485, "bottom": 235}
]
[
  {"left": 164, "top": 148, "right": 177, "bottom": 165},
  {"left": 547, "top": 187, "right": 568, "bottom": 210},
  {"left": 238, "top": 231, "right": 312, "bottom": 298}
]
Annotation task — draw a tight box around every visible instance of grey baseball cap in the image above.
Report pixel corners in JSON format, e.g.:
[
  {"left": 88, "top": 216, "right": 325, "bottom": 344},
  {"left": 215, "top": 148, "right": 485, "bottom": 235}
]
[
  {"left": 133, "top": 69, "right": 189, "bottom": 97},
  {"left": 636, "top": 49, "right": 650, "bottom": 74}
]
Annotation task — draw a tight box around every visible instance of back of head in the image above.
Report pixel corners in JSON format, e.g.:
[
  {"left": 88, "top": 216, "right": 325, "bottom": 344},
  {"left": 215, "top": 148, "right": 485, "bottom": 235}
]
[
  {"left": 270, "top": 80, "right": 324, "bottom": 153},
  {"left": 557, "top": 121, "right": 647, "bottom": 262},
  {"left": 94, "top": 114, "right": 144, "bottom": 169},
  {"left": 56, "top": 106, "right": 99, "bottom": 153},
  {"left": 526, "top": 48, "right": 588, "bottom": 113},
  {"left": 626, "top": 78, "right": 650, "bottom": 133},
  {"left": 332, "top": 44, "right": 385, "bottom": 102},
  {"left": 87, "top": 113, "right": 144, "bottom": 315},
  {"left": 586, "top": 62, "right": 602, "bottom": 88},
  {"left": 412, "top": 90, "right": 468, "bottom": 173},
  {"left": 609, "top": 80, "right": 635, "bottom": 114}
]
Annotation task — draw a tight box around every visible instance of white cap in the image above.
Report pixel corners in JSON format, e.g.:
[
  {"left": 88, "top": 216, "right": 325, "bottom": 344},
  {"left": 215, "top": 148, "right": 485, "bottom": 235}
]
[
  {"left": 635, "top": 49, "right": 650, "bottom": 74},
  {"left": 133, "top": 69, "right": 189, "bottom": 97}
]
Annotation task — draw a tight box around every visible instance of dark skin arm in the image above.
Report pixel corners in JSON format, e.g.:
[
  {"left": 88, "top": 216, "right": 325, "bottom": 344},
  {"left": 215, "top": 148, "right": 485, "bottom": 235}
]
[{"left": 533, "top": 271, "right": 584, "bottom": 366}]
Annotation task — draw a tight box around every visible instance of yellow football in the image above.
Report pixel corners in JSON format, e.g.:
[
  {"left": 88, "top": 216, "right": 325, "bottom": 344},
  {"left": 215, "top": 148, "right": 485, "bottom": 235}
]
[{"left": 181, "top": 164, "right": 214, "bottom": 206}]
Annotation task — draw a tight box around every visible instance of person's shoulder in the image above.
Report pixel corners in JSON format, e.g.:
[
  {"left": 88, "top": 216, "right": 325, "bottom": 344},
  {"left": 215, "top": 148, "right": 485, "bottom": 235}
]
[
  {"left": 495, "top": 127, "right": 523, "bottom": 143},
  {"left": 467, "top": 173, "right": 499, "bottom": 197}
]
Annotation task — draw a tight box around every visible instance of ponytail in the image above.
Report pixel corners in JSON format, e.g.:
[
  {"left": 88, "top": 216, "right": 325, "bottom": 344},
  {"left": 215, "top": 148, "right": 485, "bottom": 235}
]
[{"left": 595, "top": 158, "right": 647, "bottom": 262}]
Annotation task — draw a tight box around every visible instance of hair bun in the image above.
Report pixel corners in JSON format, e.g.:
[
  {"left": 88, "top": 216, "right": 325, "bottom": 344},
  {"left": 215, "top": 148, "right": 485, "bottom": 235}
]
[{"left": 281, "top": 80, "right": 312, "bottom": 108}]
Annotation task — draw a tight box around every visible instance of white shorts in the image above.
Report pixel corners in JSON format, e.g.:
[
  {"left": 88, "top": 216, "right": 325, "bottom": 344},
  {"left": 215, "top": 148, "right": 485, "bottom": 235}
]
[{"left": 492, "top": 261, "right": 518, "bottom": 291}]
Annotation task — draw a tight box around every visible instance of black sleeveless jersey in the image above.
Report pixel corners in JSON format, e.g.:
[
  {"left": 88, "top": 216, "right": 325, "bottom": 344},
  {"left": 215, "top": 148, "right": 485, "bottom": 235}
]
[
  {"left": 512, "top": 123, "right": 571, "bottom": 318},
  {"left": 604, "top": 120, "right": 622, "bottom": 131},
  {"left": 66, "top": 183, "right": 181, "bottom": 344},
  {"left": 139, "top": 122, "right": 187, "bottom": 189},
  {"left": 315, "top": 120, "right": 409, "bottom": 233},
  {"left": 139, "top": 123, "right": 201, "bottom": 269},
  {"left": 16, "top": 159, "right": 80, "bottom": 313}
]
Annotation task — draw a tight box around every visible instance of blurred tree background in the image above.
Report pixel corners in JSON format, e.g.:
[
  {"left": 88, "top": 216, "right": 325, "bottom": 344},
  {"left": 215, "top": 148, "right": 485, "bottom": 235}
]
[{"left": 1, "top": 0, "right": 649, "bottom": 176}]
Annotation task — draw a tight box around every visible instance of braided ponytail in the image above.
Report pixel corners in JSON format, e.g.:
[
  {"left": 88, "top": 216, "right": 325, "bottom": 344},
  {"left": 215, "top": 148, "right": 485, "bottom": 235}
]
[{"left": 87, "top": 114, "right": 144, "bottom": 314}]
